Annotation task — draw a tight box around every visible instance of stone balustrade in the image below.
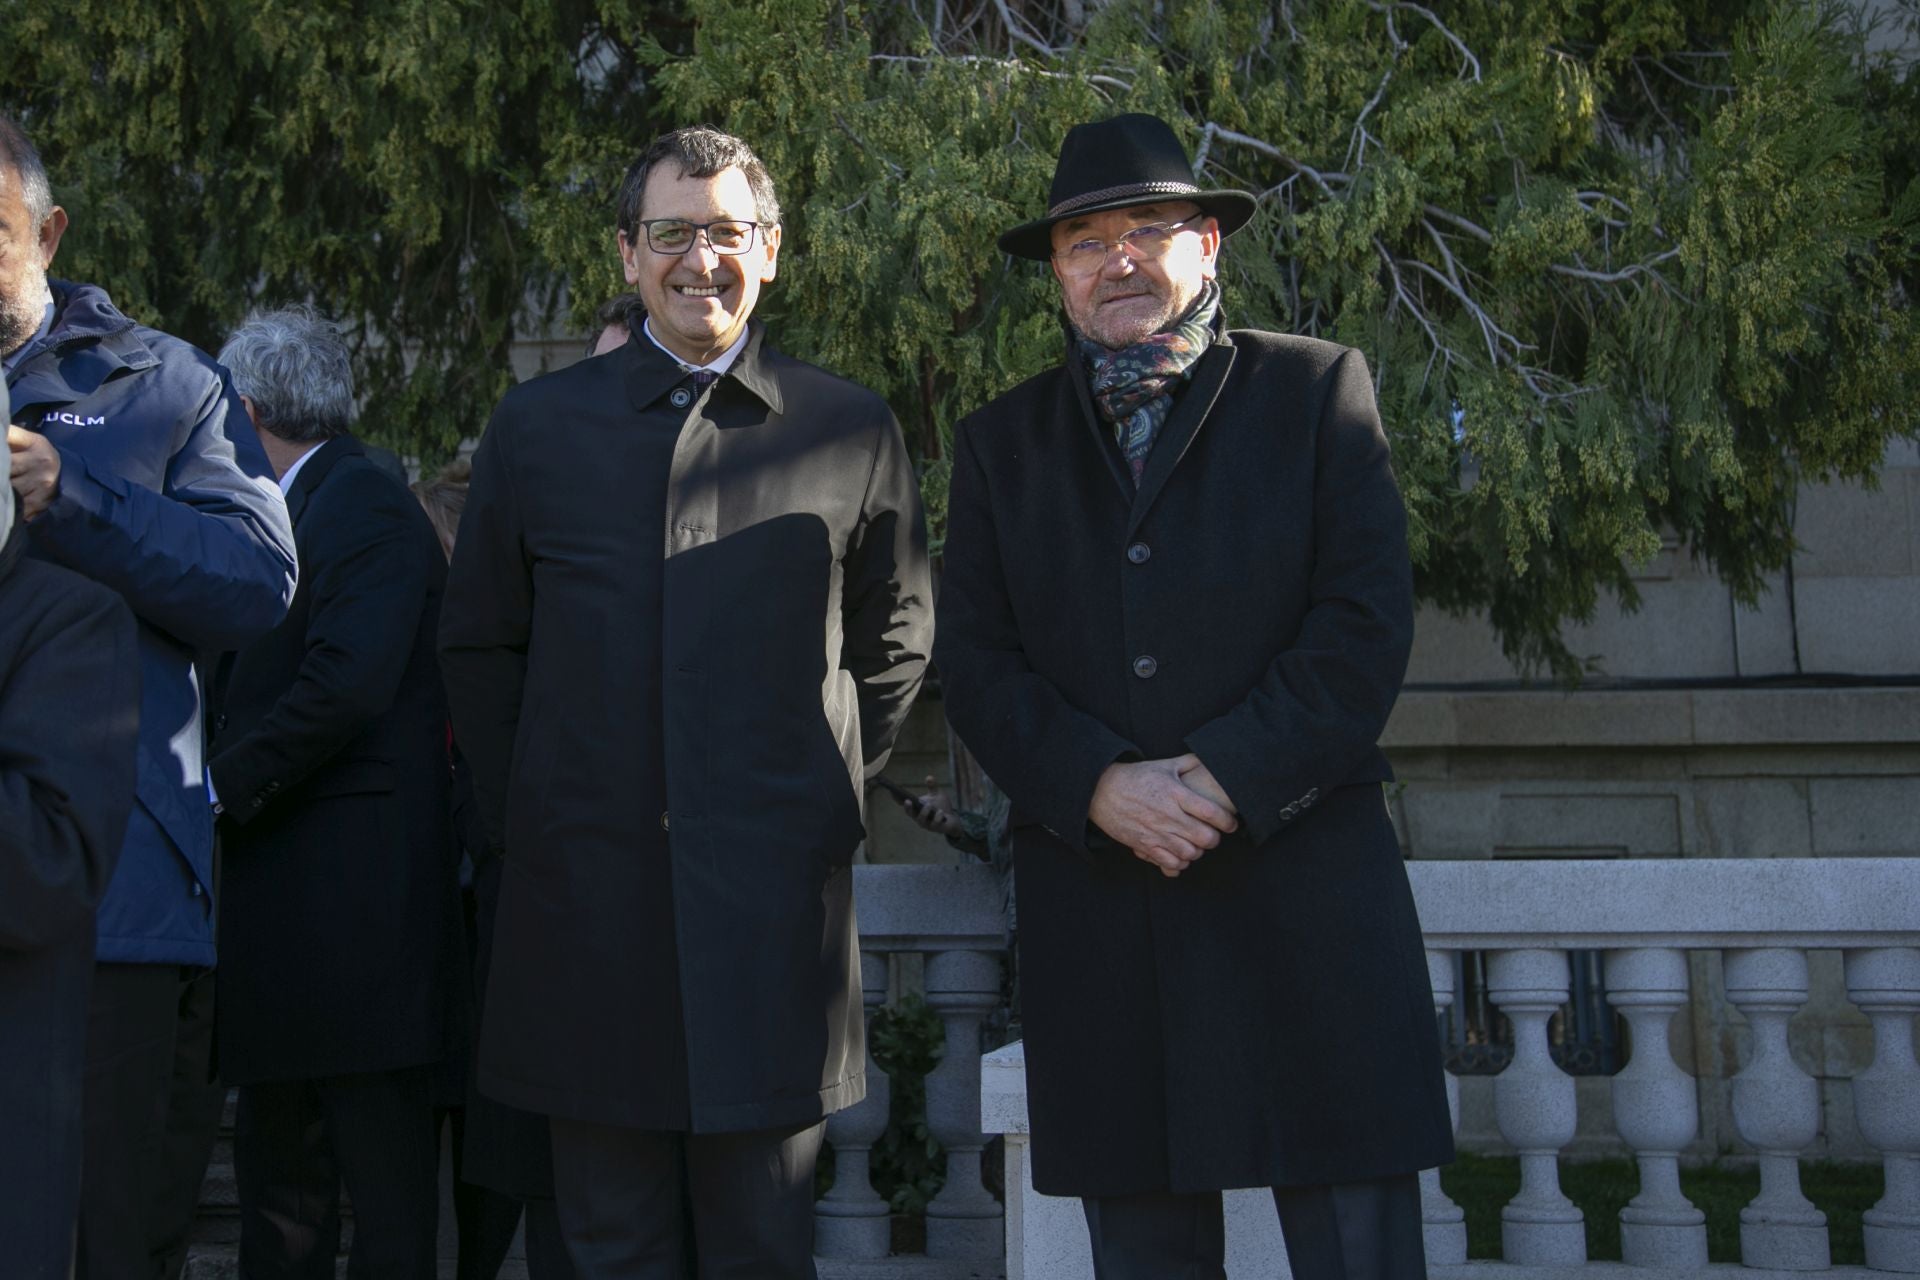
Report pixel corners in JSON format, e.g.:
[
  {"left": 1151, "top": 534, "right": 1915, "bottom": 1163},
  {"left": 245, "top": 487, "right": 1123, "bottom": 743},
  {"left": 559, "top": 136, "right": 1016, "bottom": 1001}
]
[
  {"left": 816, "top": 864, "right": 1008, "bottom": 1267},
  {"left": 985, "top": 856, "right": 1920, "bottom": 1279}
]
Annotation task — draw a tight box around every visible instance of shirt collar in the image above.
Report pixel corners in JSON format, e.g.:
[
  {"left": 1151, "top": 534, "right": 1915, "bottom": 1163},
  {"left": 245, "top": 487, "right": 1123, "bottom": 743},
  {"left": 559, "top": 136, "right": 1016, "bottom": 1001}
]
[
  {"left": 622, "top": 316, "right": 783, "bottom": 417},
  {"left": 2, "top": 289, "right": 55, "bottom": 372},
  {"left": 642, "top": 317, "right": 749, "bottom": 376},
  {"left": 277, "top": 442, "right": 323, "bottom": 495}
]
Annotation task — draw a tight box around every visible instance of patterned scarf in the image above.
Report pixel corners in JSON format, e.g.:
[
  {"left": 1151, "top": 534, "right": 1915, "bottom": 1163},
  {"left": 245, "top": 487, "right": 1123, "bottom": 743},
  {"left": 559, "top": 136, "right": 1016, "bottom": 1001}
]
[{"left": 1077, "top": 279, "right": 1222, "bottom": 485}]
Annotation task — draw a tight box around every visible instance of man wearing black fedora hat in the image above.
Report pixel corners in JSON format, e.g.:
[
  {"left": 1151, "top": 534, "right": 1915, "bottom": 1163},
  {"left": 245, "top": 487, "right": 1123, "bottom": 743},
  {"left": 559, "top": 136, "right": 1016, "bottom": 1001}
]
[{"left": 935, "top": 112, "right": 1454, "bottom": 1279}]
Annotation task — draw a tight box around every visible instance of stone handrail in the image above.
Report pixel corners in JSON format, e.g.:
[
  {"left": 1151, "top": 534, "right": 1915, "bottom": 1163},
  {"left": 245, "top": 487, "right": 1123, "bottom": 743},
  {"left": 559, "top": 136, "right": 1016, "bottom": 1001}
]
[{"left": 984, "top": 857, "right": 1920, "bottom": 1279}]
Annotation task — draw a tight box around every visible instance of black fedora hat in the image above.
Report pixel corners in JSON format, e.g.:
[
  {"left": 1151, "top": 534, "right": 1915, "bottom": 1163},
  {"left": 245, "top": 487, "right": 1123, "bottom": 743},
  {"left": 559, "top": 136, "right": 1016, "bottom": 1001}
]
[{"left": 998, "top": 113, "right": 1257, "bottom": 261}]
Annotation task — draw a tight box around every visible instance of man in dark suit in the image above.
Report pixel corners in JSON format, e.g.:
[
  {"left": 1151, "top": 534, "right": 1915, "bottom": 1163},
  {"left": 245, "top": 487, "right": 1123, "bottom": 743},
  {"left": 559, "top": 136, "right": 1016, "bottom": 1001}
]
[
  {"left": 440, "top": 125, "right": 932, "bottom": 1279},
  {"left": 207, "top": 305, "right": 459, "bottom": 1278},
  {"left": 934, "top": 114, "right": 1455, "bottom": 1280}
]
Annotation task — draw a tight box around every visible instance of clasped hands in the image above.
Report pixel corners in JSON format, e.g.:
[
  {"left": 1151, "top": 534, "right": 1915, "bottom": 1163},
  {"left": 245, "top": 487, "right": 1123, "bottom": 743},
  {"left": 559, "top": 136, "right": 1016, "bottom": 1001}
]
[{"left": 1089, "top": 754, "right": 1237, "bottom": 878}]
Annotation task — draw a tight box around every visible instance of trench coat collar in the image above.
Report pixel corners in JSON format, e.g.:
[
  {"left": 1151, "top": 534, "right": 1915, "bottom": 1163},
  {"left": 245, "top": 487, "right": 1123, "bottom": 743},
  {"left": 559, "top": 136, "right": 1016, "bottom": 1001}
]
[
  {"left": 622, "top": 314, "right": 785, "bottom": 418},
  {"left": 1061, "top": 311, "right": 1238, "bottom": 536},
  {"left": 283, "top": 435, "right": 363, "bottom": 526}
]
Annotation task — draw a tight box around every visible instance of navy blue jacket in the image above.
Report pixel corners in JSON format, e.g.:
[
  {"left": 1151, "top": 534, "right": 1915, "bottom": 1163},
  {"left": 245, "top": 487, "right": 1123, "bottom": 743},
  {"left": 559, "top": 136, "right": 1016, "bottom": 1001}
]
[{"left": 6, "top": 281, "right": 297, "bottom": 965}]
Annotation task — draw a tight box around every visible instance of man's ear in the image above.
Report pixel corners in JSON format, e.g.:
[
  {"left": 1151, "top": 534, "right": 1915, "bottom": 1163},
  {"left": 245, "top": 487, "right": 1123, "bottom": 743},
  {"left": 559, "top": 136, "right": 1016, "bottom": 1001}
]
[
  {"left": 617, "top": 229, "right": 641, "bottom": 286},
  {"left": 1197, "top": 215, "right": 1221, "bottom": 281},
  {"left": 38, "top": 206, "right": 67, "bottom": 269},
  {"left": 759, "top": 223, "right": 781, "bottom": 283},
  {"left": 239, "top": 395, "right": 260, "bottom": 428}
]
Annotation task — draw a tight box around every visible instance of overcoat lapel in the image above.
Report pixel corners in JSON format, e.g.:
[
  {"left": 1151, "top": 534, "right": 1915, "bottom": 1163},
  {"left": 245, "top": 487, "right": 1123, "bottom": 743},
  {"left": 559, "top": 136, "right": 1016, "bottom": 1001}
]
[{"left": 1126, "top": 337, "right": 1235, "bottom": 539}]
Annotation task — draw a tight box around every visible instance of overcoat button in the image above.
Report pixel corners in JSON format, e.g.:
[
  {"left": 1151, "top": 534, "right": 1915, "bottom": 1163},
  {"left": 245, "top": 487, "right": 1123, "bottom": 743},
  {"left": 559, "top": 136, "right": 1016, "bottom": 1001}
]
[
  {"left": 661, "top": 812, "right": 671, "bottom": 831},
  {"left": 1126, "top": 542, "right": 1151, "bottom": 564},
  {"left": 215, "top": 714, "right": 228, "bottom": 732},
  {"left": 670, "top": 388, "right": 692, "bottom": 408},
  {"left": 1283, "top": 804, "right": 1298, "bottom": 820},
  {"left": 1132, "top": 655, "right": 1158, "bottom": 679}
]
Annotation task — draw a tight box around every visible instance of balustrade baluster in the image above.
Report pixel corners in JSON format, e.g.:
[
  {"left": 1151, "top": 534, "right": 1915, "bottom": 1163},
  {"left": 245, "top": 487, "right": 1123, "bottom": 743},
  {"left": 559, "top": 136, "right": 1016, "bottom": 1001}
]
[
  {"left": 1844, "top": 946, "right": 1920, "bottom": 1273},
  {"left": 1605, "top": 946, "right": 1707, "bottom": 1268},
  {"left": 1725, "top": 946, "right": 1830, "bottom": 1270},
  {"left": 1422, "top": 948, "right": 1467, "bottom": 1266},
  {"left": 923, "top": 948, "right": 1004, "bottom": 1259},
  {"left": 815, "top": 951, "right": 892, "bottom": 1258},
  {"left": 1488, "top": 947, "right": 1586, "bottom": 1265}
]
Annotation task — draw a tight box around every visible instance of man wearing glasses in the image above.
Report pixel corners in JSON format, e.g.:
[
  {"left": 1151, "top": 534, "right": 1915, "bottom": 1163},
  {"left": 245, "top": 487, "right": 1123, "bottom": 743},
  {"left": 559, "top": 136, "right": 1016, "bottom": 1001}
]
[
  {"left": 439, "top": 125, "right": 931, "bottom": 1278},
  {"left": 935, "top": 113, "right": 1453, "bottom": 1279}
]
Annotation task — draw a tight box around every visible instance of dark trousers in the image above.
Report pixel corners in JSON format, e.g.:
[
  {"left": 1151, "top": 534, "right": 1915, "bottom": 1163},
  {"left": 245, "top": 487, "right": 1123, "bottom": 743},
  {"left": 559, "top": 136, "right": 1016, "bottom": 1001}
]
[
  {"left": 235, "top": 1064, "right": 440, "bottom": 1279},
  {"left": 1082, "top": 1173, "right": 1426, "bottom": 1280},
  {"left": 76, "top": 963, "right": 181, "bottom": 1279},
  {"left": 440, "top": 1105, "right": 576, "bottom": 1280},
  {"left": 548, "top": 1117, "right": 825, "bottom": 1280},
  {"left": 151, "top": 966, "right": 225, "bottom": 1280}
]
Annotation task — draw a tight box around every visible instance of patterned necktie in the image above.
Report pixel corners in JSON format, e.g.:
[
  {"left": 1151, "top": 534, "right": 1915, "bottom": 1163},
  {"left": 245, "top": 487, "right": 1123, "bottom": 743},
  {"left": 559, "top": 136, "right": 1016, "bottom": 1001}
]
[{"left": 689, "top": 369, "right": 718, "bottom": 389}]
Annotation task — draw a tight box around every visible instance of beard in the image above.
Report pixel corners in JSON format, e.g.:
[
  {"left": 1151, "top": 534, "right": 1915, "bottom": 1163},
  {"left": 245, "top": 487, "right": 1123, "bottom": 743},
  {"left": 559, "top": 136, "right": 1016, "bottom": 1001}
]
[
  {"left": 1071, "top": 278, "right": 1196, "bottom": 350},
  {"left": 0, "top": 264, "right": 49, "bottom": 358}
]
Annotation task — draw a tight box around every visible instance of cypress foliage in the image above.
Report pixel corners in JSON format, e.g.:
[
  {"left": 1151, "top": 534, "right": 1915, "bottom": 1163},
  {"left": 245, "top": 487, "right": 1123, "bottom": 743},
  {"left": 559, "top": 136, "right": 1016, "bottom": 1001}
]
[{"left": 5, "top": 0, "right": 1915, "bottom": 673}]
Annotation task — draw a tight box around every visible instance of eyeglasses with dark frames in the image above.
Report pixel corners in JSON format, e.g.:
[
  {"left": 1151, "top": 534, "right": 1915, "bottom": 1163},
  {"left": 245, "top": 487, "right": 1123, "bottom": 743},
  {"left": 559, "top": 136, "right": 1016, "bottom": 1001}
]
[{"left": 638, "top": 219, "right": 763, "bottom": 256}]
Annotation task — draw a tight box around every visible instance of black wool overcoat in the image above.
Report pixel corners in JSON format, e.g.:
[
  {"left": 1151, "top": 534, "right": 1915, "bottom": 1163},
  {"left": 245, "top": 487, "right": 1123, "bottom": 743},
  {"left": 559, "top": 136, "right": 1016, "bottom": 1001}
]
[
  {"left": 439, "top": 322, "right": 932, "bottom": 1133},
  {"left": 0, "top": 506, "right": 139, "bottom": 1280},
  {"left": 209, "top": 436, "right": 460, "bottom": 1085},
  {"left": 935, "top": 325, "right": 1455, "bottom": 1197}
]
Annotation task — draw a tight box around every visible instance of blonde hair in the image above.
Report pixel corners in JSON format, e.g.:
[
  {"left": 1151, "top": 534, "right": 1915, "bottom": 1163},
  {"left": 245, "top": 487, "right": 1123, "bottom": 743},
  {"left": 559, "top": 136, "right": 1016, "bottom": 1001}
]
[{"left": 411, "top": 456, "right": 470, "bottom": 561}]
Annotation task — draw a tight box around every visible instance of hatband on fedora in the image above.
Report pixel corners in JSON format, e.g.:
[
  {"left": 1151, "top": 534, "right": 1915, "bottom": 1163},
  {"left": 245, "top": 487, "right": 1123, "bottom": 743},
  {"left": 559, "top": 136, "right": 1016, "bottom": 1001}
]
[{"left": 998, "top": 112, "right": 1257, "bottom": 261}]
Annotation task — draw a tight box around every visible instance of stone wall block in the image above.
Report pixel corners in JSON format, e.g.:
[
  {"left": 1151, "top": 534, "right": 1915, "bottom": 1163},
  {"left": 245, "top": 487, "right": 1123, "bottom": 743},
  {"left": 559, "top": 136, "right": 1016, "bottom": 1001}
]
[
  {"left": 1792, "top": 480, "right": 1915, "bottom": 578},
  {"left": 1793, "top": 577, "right": 1920, "bottom": 675},
  {"left": 1810, "top": 777, "right": 1920, "bottom": 856},
  {"left": 1400, "top": 786, "right": 1499, "bottom": 859},
  {"left": 1734, "top": 570, "right": 1800, "bottom": 677},
  {"left": 1693, "top": 779, "right": 1812, "bottom": 858}
]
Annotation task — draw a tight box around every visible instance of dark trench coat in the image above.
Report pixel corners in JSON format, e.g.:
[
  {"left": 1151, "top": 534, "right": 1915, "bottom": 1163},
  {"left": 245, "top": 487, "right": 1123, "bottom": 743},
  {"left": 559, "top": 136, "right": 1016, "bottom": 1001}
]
[
  {"left": 934, "top": 323, "right": 1456, "bottom": 1197},
  {"left": 0, "top": 483, "right": 140, "bottom": 1278},
  {"left": 439, "top": 322, "right": 931, "bottom": 1133}
]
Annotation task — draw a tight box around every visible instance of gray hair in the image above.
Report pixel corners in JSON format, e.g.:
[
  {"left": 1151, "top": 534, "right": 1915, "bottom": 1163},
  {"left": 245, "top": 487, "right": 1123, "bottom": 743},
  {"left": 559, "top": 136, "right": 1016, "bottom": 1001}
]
[
  {"left": 0, "top": 114, "right": 54, "bottom": 228},
  {"left": 615, "top": 125, "right": 781, "bottom": 241},
  {"left": 219, "top": 305, "right": 355, "bottom": 443}
]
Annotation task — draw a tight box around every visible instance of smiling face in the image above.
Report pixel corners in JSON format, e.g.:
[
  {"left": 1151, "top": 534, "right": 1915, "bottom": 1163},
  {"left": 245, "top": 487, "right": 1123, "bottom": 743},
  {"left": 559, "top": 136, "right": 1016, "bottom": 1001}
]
[
  {"left": 0, "top": 162, "right": 65, "bottom": 359},
  {"left": 617, "top": 163, "right": 780, "bottom": 368},
  {"left": 1049, "top": 200, "right": 1218, "bottom": 350}
]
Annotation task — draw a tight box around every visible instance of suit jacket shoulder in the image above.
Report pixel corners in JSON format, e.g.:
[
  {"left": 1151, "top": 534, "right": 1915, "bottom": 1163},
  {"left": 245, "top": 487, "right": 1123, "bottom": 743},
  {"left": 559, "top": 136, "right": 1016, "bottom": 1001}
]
[
  {"left": 1224, "top": 327, "right": 1349, "bottom": 375},
  {"left": 958, "top": 361, "right": 1066, "bottom": 446},
  {"left": 488, "top": 353, "right": 619, "bottom": 433},
  {"left": 757, "top": 342, "right": 892, "bottom": 422}
]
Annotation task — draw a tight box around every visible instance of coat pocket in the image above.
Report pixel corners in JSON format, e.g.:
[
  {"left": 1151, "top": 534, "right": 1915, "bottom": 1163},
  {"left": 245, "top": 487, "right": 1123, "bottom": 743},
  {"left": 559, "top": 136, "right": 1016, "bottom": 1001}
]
[{"left": 303, "top": 757, "right": 396, "bottom": 799}]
